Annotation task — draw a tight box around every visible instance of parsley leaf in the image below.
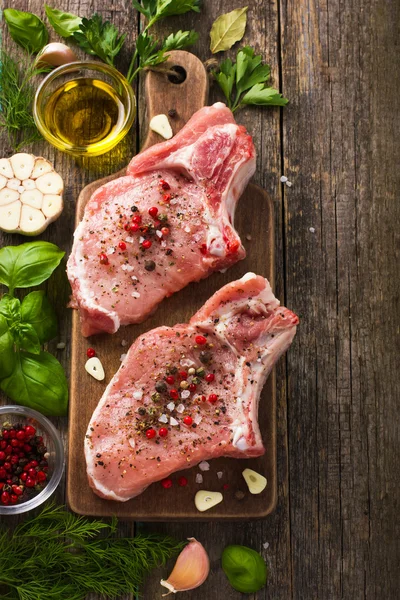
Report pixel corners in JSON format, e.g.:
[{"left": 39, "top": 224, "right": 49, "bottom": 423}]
[
  {"left": 72, "top": 14, "right": 126, "bottom": 66},
  {"left": 214, "top": 46, "right": 288, "bottom": 112},
  {"left": 136, "top": 31, "right": 168, "bottom": 69},
  {"left": 163, "top": 29, "right": 199, "bottom": 50}
]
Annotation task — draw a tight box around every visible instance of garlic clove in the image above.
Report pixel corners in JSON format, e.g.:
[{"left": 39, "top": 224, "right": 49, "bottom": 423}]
[
  {"left": 22, "top": 178, "right": 37, "bottom": 190},
  {"left": 10, "top": 153, "right": 35, "bottom": 180},
  {"left": 31, "top": 158, "right": 53, "bottom": 179},
  {"left": 42, "top": 194, "right": 63, "bottom": 218},
  {"left": 36, "top": 42, "right": 78, "bottom": 68},
  {"left": 0, "top": 201, "right": 21, "bottom": 231},
  {"left": 0, "top": 175, "right": 7, "bottom": 190},
  {"left": 194, "top": 490, "right": 223, "bottom": 512},
  {"left": 20, "top": 205, "right": 46, "bottom": 234},
  {"left": 6, "top": 178, "right": 22, "bottom": 191},
  {"left": 242, "top": 468, "right": 267, "bottom": 494},
  {"left": 85, "top": 357, "right": 105, "bottom": 381},
  {"left": 160, "top": 538, "right": 210, "bottom": 596},
  {"left": 150, "top": 114, "right": 173, "bottom": 140},
  {"left": 0, "top": 158, "right": 13, "bottom": 179},
  {"left": 0, "top": 188, "right": 20, "bottom": 206},
  {"left": 35, "top": 172, "right": 64, "bottom": 195},
  {"left": 20, "top": 189, "right": 44, "bottom": 209}
]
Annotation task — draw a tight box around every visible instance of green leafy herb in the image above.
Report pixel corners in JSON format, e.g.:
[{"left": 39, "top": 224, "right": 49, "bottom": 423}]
[
  {"left": 0, "top": 502, "right": 184, "bottom": 599},
  {"left": 222, "top": 544, "right": 268, "bottom": 593},
  {"left": 210, "top": 6, "right": 248, "bottom": 54},
  {"left": 163, "top": 29, "right": 199, "bottom": 50},
  {"left": 0, "top": 51, "right": 49, "bottom": 151},
  {"left": 0, "top": 242, "right": 67, "bottom": 416},
  {"left": 44, "top": 5, "right": 82, "bottom": 37},
  {"left": 0, "top": 350, "right": 68, "bottom": 415},
  {"left": 4, "top": 8, "right": 48, "bottom": 53},
  {"left": 132, "top": 0, "right": 200, "bottom": 28},
  {"left": 72, "top": 14, "right": 126, "bottom": 66},
  {"left": 214, "top": 46, "right": 288, "bottom": 112},
  {"left": 0, "top": 241, "right": 64, "bottom": 293}
]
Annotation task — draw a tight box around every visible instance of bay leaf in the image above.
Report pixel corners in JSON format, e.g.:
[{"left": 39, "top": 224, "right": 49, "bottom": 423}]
[{"left": 210, "top": 7, "right": 248, "bottom": 54}]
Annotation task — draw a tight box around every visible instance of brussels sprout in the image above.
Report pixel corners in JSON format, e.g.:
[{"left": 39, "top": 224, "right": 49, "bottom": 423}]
[{"left": 221, "top": 544, "right": 267, "bottom": 593}]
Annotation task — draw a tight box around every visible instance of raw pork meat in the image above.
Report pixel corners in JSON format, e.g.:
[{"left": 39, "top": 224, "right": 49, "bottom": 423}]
[
  {"left": 67, "top": 103, "right": 256, "bottom": 336},
  {"left": 85, "top": 273, "right": 298, "bottom": 501}
]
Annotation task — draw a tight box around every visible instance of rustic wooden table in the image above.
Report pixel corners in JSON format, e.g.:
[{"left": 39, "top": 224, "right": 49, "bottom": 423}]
[{"left": 1, "top": 1, "right": 399, "bottom": 598}]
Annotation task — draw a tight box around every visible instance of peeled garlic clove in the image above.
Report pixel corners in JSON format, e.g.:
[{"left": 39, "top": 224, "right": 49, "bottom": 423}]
[
  {"left": 194, "top": 490, "right": 223, "bottom": 512},
  {"left": 0, "top": 158, "right": 13, "bottom": 178},
  {"left": 20, "top": 189, "right": 44, "bottom": 210},
  {"left": 0, "top": 201, "right": 21, "bottom": 231},
  {"left": 85, "top": 357, "right": 105, "bottom": 381},
  {"left": 36, "top": 42, "right": 78, "bottom": 68},
  {"left": 0, "top": 188, "right": 20, "bottom": 206},
  {"left": 0, "top": 175, "right": 7, "bottom": 190},
  {"left": 10, "top": 153, "right": 35, "bottom": 180},
  {"left": 20, "top": 205, "right": 46, "bottom": 234},
  {"left": 36, "top": 172, "right": 63, "bottom": 195},
  {"left": 150, "top": 114, "right": 173, "bottom": 140},
  {"left": 42, "top": 194, "right": 63, "bottom": 218},
  {"left": 31, "top": 158, "right": 53, "bottom": 179},
  {"left": 23, "top": 178, "right": 36, "bottom": 190},
  {"left": 6, "top": 178, "right": 22, "bottom": 191},
  {"left": 160, "top": 538, "right": 209, "bottom": 596},
  {"left": 242, "top": 468, "right": 267, "bottom": 494}
]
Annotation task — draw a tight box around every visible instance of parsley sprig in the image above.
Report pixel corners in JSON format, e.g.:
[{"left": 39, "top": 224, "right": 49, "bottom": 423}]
[
  {"left": 214, "top": 47, "right": 288, "bottom": 112},
  {"left": 72, "top": 14, "right": 126, "bottom": 67},
  {"left": 0, "top": 502, "right": 184, "bottom": 600}
]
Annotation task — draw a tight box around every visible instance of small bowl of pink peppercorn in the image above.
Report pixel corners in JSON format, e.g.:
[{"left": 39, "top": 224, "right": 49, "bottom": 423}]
[{"left": 0, "top": 405, "right": 64, "bottom": 514}]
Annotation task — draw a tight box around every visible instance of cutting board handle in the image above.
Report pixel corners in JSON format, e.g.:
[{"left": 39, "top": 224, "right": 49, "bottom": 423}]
[{"left": 142, "top": 50, "right": 209, "bottom": 151}]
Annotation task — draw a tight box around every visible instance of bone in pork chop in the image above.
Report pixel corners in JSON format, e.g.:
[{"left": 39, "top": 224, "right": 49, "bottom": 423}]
[
  {"left": 67, "top": 103, "right": 256, "bottom": 336},
  {"left": 85, "top": 273, "right": 298, "bottom": 502}
]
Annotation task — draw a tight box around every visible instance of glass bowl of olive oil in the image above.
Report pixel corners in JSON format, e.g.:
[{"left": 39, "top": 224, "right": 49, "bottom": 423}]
[{"left": 34, "top": 62, "right": 136, "bottom": 157}]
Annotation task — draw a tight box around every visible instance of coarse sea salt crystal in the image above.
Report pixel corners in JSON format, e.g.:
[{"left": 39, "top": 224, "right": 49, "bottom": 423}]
[
  {"left": 125, "top": 236, "right": 134, "bottom": 243},
  {"left": 131, "top": 275, "right": 138, "bottom": 281},
  {"left": 139, "top": 236, "right": 145, "bottom": 244},
  {"left": 181, "top": 390, "right": 190, "bottom": 399},
  {"left": 195, "top": 473, "right": 203, "bottom": 484},
  {"left": 120, "top": 353, "right": 127, "bottom": 361},
  {"left": 159, "top": 414, "right": 168, "bottom": 423},
  {"left": 167, "top": 402, "right": 175, "bottom": 411},
  {"left": 309, "top": 227, "right": 315, "bottom": 233},
  {"left": 199, "top": 461, "right": 210, "bottom": 472},
  {"left": 280, "top": 175, "right": 288, "bottom": 183},
  {"left": 129, "top": 438, "right": 135, "bottom": 449},
  {"left": 286, "top": 180, "right": 293, "bottom": 187},
  {"left": 106, "top": 246, "right": 115, "bottom": 255},
  {"left": 184, "top": 226, "right": 191, "bottom": 233},
  {"left": 133, "top": 390, "right": 143, "bottom": 400},
  {"left": 122, "top": 264, "right": 134, "bottom": 272},
  {"left": 121, "top": 339, "right": 128, "bottom": 347},
  {"left": 56, "top": 342, "right": 65, "bottom": 349},
  {"left": 180, "top": 358, "right": 195, "bottom": 367},
  {"left": 161, "top": 241, "right": 167, "bottom": 248},
  {"left": 170, "top": 198, "right": 178, "bottom": 205},
  {"left": 263, "top": 542, "right": 270, "bottom": 550},
  {"left": 131, "top": 291, "right": 140, "bottom": 299},
  {"left": 217, "top": 471, "right": 223, "bottom": 479},
  {"left": 170, "top": 416, "right": 179, "bottom": 426},
  {"left": 176, "top": 404, "right": 185, "bottom": 413},
  {"left": 156, "top": 230, "right": 163, "bottom": 238},
  {"left": 194, "top": 414, "right": 202, "bottom": 425}
]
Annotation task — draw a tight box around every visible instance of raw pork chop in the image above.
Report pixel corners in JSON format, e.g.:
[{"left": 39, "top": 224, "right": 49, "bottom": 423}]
[
  {"left": 85, "top": 273, "right": 298, "bottom": 501},
  {"left": 67, "top": 103, "right": 256, "bottom": 336}
]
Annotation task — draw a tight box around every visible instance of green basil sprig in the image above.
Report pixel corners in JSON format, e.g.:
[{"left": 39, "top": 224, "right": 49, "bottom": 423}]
[
  {"left": 222, "top": 544, "right": 268, "bottom": 593},
  {"left": 4, "top": 8, "right": 48, "bottom": 53},
  {"left": 0, "top": 242, "right": 68, "bottom": 416}
]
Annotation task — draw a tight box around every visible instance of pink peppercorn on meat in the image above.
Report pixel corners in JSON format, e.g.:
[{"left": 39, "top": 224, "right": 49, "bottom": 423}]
[
  {"left": 85, "top": 273, "right": 299, "bottom": 502},
  {"left": 67, "top": 103, "right": 256, "bottom": 337}
]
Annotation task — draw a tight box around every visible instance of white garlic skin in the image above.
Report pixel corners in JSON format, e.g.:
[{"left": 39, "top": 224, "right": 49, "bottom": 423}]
[
  {"left": 36, "top": 43, "right": 78, "bottom": 67},
  {"left": 160, "top": 538, "right": 210, "bottom": 596}
]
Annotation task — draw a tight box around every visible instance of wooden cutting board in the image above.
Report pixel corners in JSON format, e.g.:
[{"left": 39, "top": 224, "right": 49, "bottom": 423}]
[{"left": 67, "top": 51, "right": 276, "bottom": 520}]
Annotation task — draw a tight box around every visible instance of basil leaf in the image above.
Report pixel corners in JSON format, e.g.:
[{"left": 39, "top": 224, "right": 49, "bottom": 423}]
[
  {"left": 163, "top": 30, "right": 198, "bottom": 51},
  {"left": 222, "top": 545, "right": 267, "bottom": 593},
  {"left": 0, "top": 314, "right": 16, "bottom": 379},
  {"left": 0, "top": 350, "right": 68, "bottom": 416},
  {"left": 4, "top": 8, "right": 48, "bottom": 53},
  {"left": 21, "top": 291, "right": 58, "bottom": 344},
  {"left": 0, "top": 295, "right": 21, "bottom": 327},
  {"left": 241, "top": 83, "right": 289, "bottom": 107},
  {"left": 210, "top": 7, "right": 248, "bottom": 54},
  {"left": 0, "top": 242, "right": 64, "bottom": 291},
  {"left": 16, "top": 323, "right": 41, "bottom": 355},
  {"left": 45, "top": 5, "right": 82, "bottom": 37}
]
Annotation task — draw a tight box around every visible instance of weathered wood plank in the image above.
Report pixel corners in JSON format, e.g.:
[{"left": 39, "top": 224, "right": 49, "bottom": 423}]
[{"left": 280, "top": 0, "right": 400, "bottom": 598}]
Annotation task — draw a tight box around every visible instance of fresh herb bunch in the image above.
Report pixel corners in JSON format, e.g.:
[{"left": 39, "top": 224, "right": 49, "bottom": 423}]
[
  {"left": 0, "top": 51, "right": 49, "bottom": 151},
  {"left": 0, "top": 242, "right": 68, "bottom": 416},
  {"left": 0, "top": 502, "right": 184, "bottom": 600},
  {"left": 72, "top": 14, "right": 126, "bottom": 66},
  {"left": 214, "top": 46, "right": 288, "bottom": 112}
]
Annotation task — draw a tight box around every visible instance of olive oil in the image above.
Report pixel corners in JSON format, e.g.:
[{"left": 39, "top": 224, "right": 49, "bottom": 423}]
[{"left": 44, "top": 78, "right": 125, "bottom": 152}]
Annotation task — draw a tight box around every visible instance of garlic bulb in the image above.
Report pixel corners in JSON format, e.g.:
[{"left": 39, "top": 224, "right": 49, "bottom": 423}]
[{"left": 160, "top": 538, "right": 209, "bottom": 596}]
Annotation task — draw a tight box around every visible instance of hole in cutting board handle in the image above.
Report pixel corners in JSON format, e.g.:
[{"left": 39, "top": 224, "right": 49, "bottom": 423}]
[{"left": 168, "top": 66, "right": 187, "bottom": 84}]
